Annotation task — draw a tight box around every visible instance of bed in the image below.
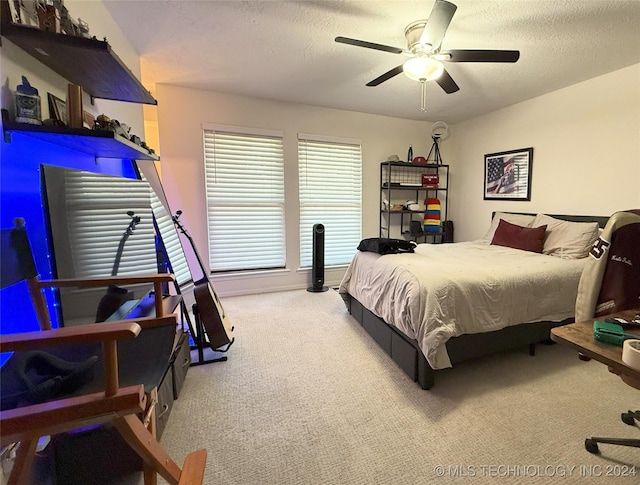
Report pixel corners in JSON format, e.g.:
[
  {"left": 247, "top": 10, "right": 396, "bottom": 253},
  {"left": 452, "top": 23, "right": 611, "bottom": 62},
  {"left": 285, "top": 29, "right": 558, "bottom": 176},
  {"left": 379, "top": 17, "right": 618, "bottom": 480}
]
[{"left": 338, "top": 212, "right": 609, "bottom": 389}]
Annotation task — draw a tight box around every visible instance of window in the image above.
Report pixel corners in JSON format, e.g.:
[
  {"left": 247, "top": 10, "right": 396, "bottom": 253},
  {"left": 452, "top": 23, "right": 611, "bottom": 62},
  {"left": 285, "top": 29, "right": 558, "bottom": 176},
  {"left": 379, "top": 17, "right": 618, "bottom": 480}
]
[
  {"left": 203, "top": 125, "right": 285, "bottom": 272},
  {"left": 298, "top": 134, "right": 362, "bottom": 267}
]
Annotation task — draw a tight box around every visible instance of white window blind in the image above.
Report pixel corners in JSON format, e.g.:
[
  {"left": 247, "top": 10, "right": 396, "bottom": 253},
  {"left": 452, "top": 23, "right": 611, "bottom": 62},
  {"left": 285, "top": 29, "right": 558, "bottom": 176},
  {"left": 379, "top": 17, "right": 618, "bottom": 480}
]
[
  {"left": 298, "top": 134, "right": 362, "bottom": 267},
  {"left": 203, "top": 126, "right": 285, "bottom": 272},
  {"left": 63, "top": 171, "right": 157, "bottom": 278}
]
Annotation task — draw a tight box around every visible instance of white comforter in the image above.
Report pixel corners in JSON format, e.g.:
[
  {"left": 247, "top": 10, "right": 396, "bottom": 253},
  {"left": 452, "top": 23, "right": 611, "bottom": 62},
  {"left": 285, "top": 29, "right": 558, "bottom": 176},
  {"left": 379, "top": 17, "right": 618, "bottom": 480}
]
[{"left": 338, "top": 241, "right": 587, "bottom": 370}]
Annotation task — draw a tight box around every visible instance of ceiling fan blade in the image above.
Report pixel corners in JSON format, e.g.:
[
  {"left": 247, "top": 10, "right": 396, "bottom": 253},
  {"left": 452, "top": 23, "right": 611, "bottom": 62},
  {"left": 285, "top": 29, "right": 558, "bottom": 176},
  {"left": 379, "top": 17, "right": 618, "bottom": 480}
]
[
  {"left": 442, "top": 50, "right": 520, "bottom": 63},
  {"left": 419, "top": 0, "right": 457, "bottom": 51},
  {"left": 335, "top": 36, "right": 405, "bottom": 54},
  {"left": 435, "top": 68, "right": 459, "bottom": 94},
  {"left": 366, "top": 65, "right": 404, "bottom": 86}
]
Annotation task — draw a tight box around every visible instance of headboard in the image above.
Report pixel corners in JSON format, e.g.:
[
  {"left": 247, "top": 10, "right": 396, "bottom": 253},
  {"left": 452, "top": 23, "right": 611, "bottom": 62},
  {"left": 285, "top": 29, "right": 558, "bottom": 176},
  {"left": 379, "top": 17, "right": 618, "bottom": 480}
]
[{"left": 492, "top": 212, "right": 610, "bottom": 228}]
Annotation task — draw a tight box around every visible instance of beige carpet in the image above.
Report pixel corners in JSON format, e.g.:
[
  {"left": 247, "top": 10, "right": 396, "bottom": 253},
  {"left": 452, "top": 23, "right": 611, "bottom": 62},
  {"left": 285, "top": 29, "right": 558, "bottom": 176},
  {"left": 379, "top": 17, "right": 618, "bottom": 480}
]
[{"left": 155, "top": 289, "right": 639, "bottom": 484}]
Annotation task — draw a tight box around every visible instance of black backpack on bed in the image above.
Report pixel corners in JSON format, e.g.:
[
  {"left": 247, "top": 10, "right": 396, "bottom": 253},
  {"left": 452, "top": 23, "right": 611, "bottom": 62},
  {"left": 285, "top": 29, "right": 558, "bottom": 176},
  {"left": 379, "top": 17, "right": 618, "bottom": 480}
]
[{"left": 357, "top": 238, "right": 416, "bottom": 255}]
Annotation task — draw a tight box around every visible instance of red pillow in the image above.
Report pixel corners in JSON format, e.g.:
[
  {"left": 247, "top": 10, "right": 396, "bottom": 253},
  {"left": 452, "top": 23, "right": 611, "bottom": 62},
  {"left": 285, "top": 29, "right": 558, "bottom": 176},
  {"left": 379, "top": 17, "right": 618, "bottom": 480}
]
[{"left": 490, "top": 219, "right": 547, "bottom": 253}]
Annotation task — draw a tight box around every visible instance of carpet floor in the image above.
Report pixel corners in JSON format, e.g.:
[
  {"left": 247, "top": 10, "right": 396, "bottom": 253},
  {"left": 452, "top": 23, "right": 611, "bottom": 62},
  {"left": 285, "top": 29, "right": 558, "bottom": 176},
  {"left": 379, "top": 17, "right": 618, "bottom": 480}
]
[{"left": 148, "top": 289, "right": 638, "bottom": 484}]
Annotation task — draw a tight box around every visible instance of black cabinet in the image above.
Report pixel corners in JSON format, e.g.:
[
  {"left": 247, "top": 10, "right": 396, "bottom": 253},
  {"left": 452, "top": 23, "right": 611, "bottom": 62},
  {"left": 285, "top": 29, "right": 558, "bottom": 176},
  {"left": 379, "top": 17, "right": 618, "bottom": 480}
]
[{"left": 380, "top": 161, "right": 449, "bottom": 242}]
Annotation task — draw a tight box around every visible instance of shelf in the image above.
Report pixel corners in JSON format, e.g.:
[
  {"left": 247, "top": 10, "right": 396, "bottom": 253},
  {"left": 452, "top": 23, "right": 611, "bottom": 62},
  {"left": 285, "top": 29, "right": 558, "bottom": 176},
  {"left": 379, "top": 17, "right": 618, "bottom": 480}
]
[
  {"left": 3, "top": 120, "right": 159, "bottom": 161},
  {"left": 380, "top": 158, "right": 449, "bottom": 242},
  {"left": 381, "top": 161, "right": 448, "bottom": 169},
  {"left": 403, "top": 231, "right": 444, "bottom": 236},
  {"left": 383, "top": 209, "right": 425, "bottom": 214},
  {"left": 382, "top": 184, "right": 447, "bottom": 190},
  {"left": 1, "top": 21, "right": 156, "bottom": 105}
]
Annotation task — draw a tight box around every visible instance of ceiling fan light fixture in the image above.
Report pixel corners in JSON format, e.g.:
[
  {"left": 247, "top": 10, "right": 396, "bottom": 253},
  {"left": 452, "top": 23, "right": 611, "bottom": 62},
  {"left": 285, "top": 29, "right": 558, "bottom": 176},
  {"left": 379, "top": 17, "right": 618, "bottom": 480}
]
[{"left": 403, "top": 57, "right": 444, "bottom": 82}]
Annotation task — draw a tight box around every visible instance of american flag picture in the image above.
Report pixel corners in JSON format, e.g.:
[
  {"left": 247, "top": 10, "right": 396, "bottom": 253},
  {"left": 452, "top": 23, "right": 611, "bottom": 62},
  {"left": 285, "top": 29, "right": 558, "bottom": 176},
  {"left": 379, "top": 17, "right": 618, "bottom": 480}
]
[{"left": 484, "top": 148, "right": 532, "bottom": 200}]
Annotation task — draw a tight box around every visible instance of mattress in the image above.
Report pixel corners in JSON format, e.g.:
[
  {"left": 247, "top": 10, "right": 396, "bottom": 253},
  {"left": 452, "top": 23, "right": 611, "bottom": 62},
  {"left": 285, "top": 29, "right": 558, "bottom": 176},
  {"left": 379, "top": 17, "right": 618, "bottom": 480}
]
[{"left": 339, "top": 241, "right": 587, "bottom": 370}]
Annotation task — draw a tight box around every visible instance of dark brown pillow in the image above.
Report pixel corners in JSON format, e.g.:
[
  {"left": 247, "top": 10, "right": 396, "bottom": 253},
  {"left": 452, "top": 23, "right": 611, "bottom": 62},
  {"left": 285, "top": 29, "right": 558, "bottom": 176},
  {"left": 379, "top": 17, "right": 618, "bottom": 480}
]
[{"left": 490, "top": 219, "right": 547, "bottom": 253}]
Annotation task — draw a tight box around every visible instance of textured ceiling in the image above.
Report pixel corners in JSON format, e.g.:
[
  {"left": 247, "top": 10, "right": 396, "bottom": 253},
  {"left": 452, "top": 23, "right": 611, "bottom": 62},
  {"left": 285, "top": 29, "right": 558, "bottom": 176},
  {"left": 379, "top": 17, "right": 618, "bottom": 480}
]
[{"left": 102, "top": 0, "right": 640, "bottom": 123}]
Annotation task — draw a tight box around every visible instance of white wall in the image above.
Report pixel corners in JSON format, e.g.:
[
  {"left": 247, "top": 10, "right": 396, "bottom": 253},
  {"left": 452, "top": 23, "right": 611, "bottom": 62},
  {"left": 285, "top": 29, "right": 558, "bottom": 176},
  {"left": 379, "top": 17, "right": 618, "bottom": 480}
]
[
  {"left": 154, "top": 85, "right": 447, "bottom": 295},
  {"left": 450, "top": 63, "right": 640, "bottom": 241}
]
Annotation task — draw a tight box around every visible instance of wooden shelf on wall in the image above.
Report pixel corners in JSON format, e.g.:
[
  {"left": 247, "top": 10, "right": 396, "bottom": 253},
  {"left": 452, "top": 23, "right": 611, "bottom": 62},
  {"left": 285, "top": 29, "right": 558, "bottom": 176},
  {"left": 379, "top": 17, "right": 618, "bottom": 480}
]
[
  {"left": 1, "top": 21, "right": 156, "bottom": 105},
  {"left": 3, "top": 121, "right": 159, "bottom": 161}
]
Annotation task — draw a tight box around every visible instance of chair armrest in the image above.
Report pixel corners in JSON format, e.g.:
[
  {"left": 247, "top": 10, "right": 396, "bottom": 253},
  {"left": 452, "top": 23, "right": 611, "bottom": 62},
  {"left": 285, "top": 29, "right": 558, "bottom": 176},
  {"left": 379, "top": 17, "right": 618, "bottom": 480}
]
[
  {"left": 37, "top": 273, "right": 175, "bottom": 288},
  {"left": 37, "top": 274, "right": 176, "bottom": 318},
  {"left": 0, "top": 321, "right": 141, "bottom": 353},
  {"left": 0, "top": 314, "right": 178, "bottom": 353},
  {"left": 0, "top": 385, "right": 146, "bottom": 447}
]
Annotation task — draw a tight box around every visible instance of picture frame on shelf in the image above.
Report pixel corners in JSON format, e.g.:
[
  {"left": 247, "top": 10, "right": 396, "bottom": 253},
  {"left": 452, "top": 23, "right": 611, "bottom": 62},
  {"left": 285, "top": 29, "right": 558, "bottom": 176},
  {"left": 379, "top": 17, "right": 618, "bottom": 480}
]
[
  {"left": 47, "top": 93, "right": 67, "bottom": 125},
  {"left": 83, "top": 111, "right": 95, "bottom": 129},
  {"left": 484, "top": 147, "right": 533, "bottom": 201}
]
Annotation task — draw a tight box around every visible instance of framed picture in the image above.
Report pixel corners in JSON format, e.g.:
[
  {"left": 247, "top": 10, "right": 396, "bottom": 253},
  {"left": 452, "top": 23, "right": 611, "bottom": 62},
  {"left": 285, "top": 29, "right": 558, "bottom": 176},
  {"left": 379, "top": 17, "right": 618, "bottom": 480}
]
[
  {"left": 484, "top": 147, "right": 533, "bottom": 201},
  {"left": 47, "top": 93, "right": 67, "bottom": 125},
  {"left": 83, "top": 111, "right": 95, "bottom": 129}
]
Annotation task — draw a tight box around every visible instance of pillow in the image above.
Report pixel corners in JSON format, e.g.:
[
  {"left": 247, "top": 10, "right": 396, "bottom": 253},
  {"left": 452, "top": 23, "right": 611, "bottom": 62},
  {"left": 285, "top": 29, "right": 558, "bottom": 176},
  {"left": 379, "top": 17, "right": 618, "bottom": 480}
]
[
  {"left": 482, "top": 212, "right": 537, "bottom": 241},
  {"left": 490, "top": 219, "right": 547, "bottom": 253},
  {"left": 532, "top": 214, "right": 600, "bottom": 259}
]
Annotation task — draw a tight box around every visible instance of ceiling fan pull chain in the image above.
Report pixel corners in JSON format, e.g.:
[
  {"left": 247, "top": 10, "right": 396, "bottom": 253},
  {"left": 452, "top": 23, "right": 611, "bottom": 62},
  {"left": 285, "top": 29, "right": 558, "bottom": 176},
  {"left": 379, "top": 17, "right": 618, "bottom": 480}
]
[{"left": 420, "top": 81, "right": 427, "bottom": 112}]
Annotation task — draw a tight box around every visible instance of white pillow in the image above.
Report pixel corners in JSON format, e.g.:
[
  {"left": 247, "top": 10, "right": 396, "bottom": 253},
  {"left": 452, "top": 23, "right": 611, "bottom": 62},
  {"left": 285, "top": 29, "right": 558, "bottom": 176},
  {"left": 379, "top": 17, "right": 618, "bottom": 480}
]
[
  {"left": 482, "top": 212, "right": 537, "bottom": 241},
  {"left": 532, "top": 214, "right": 599, "bottom": 259}
]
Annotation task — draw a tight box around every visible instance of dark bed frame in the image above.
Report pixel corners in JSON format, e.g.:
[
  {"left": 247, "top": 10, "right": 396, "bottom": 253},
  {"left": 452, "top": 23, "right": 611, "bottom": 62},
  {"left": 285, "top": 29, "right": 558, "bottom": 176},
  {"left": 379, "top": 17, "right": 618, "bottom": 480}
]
[{"left": 344, "top": 213, "right": 610, "bottom": 390}]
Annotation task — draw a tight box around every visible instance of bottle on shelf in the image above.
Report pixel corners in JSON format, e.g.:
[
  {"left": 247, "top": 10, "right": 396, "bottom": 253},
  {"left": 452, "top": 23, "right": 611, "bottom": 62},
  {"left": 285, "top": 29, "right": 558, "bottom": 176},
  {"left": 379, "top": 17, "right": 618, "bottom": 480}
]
[
  {"left": 14, "top": 76, "right": 41, "bottom": 125},
  {"left": 407, "top": 145, "right": 413, "bottom": 163}
]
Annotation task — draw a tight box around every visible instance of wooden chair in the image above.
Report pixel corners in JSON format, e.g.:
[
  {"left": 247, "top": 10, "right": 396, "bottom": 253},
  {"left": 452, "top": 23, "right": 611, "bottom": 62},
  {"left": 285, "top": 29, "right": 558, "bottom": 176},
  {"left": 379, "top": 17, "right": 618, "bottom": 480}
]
[{"left": 0, "top": 220, "right": 206, "bottom": 484}]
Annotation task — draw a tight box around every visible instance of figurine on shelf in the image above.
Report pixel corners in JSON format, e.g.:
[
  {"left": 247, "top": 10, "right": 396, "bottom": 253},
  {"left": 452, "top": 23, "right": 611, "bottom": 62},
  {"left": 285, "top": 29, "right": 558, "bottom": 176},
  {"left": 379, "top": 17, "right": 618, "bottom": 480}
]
[
  {"left": 36, "top": 1, "right": 59, "bottom": 33},
  {"left": 94, "top": 114, "right": 110, "bottom": 130},
  {"left": 12, "top": 0, "right": 38, "bottom": 26},
  {"left": 140, "top": 141, "right": 155, "bottom": 155},
  {"left": 14, "top": 75, "right": 42, "bottom": 125},
  {"left": 52, "top": 0, "right": 75, "bottom": 36},
  {"left": 93, "top": 114, "right": 155, "bottom": 154},
  {"left": 94, "top": 114, "right": 129, "bottom": 139},
  {"left": 77, "top": 17, "right": 90, "bottom": 38}
]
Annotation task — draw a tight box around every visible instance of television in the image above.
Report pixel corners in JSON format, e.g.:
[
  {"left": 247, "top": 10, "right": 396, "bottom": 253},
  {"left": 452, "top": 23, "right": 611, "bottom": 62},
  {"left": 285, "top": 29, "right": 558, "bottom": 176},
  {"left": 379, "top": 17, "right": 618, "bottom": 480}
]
[{"left": 40, "top": 163, "right": 193, "bottom": 325}]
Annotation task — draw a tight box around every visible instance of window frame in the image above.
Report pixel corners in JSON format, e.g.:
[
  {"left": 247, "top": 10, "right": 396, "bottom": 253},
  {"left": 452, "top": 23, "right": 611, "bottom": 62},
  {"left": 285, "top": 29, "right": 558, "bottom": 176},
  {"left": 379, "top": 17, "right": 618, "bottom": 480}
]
[
  {"left": 202, "top": 124, "right": 286, "bottom": 273},
  {"left": 297, "top": 133, "right": 362, "bottom": 268}
]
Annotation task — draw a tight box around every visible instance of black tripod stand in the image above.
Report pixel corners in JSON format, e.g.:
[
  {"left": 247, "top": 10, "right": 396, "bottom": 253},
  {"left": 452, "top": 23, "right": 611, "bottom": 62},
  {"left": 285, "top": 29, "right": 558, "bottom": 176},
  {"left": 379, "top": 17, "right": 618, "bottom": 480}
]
[{"left": 426, "top": 135, "right": 444, "bottom": 165}]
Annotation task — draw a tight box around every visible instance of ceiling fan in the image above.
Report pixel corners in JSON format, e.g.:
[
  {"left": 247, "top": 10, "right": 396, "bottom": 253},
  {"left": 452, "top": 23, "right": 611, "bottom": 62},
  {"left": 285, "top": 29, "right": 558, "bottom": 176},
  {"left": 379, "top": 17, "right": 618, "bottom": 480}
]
[{"left": 335, "top": 0, "right": 520, "bottom": 110}]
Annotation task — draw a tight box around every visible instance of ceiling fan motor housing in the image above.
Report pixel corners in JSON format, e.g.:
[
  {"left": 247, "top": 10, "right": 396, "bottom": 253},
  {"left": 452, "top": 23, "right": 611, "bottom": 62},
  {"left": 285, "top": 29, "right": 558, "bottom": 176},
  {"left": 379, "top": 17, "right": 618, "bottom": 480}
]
[{"left": 405, "top": 20, "right": 430, "bottom": 53}]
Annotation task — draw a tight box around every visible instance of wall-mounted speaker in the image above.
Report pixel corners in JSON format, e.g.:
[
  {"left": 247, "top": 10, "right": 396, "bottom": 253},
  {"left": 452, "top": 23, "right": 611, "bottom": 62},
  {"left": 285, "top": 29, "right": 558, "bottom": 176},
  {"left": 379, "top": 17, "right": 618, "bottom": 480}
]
[{"left": 307, "top": 223, "right": 328, "bottom": 292}]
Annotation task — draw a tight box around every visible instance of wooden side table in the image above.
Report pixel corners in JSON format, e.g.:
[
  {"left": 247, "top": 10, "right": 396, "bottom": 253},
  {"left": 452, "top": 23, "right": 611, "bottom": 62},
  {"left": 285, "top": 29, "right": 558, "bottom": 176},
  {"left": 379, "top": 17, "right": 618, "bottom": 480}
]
[
  {"left": 551, "top": 308, "right": 640, "bottom": 388},
  {"left": 550, "top": 308, "right": 640, "bottom": 454}
]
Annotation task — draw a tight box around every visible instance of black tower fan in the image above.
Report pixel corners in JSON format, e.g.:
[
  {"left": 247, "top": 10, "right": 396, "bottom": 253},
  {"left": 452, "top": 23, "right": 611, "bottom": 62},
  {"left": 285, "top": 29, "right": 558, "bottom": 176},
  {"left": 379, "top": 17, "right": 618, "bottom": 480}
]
[{"left": 308, "top": 223, "right": 328, "bottom": 292}]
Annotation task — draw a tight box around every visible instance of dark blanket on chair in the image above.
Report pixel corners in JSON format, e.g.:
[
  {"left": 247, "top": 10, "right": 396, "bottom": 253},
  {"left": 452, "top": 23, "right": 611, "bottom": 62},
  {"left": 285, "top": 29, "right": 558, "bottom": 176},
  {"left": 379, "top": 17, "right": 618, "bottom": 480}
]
[{"left": 0, "top": 323, "right": 175, "bottom": 410}]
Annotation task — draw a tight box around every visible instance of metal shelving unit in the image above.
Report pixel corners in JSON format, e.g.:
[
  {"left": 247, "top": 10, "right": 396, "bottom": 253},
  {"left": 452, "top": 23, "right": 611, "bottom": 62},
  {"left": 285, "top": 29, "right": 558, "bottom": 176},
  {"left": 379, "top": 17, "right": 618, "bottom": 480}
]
[{"left": 380, "top": 161, "right": 449, "bottom": 242}]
